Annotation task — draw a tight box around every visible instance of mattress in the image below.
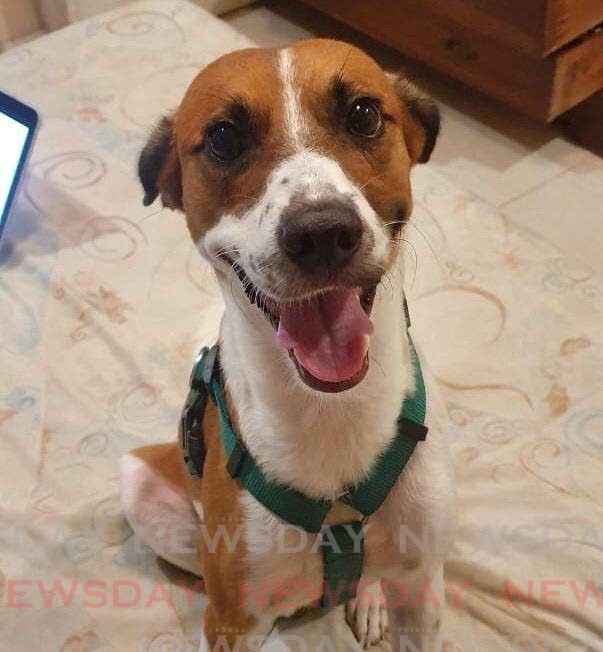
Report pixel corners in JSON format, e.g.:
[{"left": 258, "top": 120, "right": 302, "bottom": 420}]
[{"left": 0, "top": 1, "right": 602, "bottom": 650}]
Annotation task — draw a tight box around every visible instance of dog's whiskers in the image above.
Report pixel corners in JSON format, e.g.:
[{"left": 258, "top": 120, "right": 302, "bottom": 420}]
[
  {"left": 396, "top": 237, "right": 418, "bottom": 289},
  {"left": 381, "top": 270, "right": 395, "bottom": 296},
  {"left": 227, "top": 275, "right": 259, "bottom": 330},
  {"left": 382, "top": 219, "right": 404, "bottom": 230},
  {"left": 358, "top": 171, "right": 385, "bottom": 191},
  {"left": 256, "top": 259, "right": 277, "bottom": 274},
  {"left": 230, "top": 193, "right": 260, "bottom": 203},
  {"left": 406, "top": 219, "right": 446, "bottom": 277},
  {"left": 369, "top": 354, "right": 387, "bottom": 379},
  {"left": 212, "top": 246, "right": 240, "bottom": 263}
]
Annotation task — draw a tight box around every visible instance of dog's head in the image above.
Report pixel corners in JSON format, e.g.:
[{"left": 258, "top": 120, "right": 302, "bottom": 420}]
[{"left": 139, "top": 39, "right": 439, "bottom": 393}]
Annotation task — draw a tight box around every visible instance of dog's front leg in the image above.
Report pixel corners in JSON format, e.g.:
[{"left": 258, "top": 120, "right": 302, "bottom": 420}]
[
  {"left": 200, "top": 605, "right": 274, "bottom": 652},
  {"left": 345, "top": 579, "right": 388, "bottom": 648},
  {"left": 384, "top": 559, "right": 444, "bottom": 652}
]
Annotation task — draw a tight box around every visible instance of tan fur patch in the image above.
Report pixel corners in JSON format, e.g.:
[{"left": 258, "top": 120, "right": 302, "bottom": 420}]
[{"left": 175, "top": 48, "right": 287, "bottom": 242}]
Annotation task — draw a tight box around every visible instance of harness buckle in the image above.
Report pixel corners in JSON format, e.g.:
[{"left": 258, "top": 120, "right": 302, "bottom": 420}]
[
  {"left": 181, "top": 345, "right": 217, "bottom": 477},
  {"left": 189, "top": 344, "right": 219, "bottom": 388},
  {"left": 189, "top": 346, "right": 208, "bottom": 389},
  {"left": 203, "top": 345, "right": 219, "bottom": 385},
  {"left": 398, "top": 417, "right": 428, "bottom": 442},
  {"left": 181, "top": 387, "right": 207, "bottom": 478}
]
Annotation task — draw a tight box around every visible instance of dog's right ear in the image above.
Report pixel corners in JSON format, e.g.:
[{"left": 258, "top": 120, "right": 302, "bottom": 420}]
[
  {"left": 387, "top": 74, "right": 440, "bottom": 165},
  {"left": 138, "top": 115, "right": 183, "bottom": 210}
]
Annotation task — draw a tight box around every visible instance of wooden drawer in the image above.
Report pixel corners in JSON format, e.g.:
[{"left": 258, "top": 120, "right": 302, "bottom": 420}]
[
  {"left": 560, "top": 90, "right": 603, "bottom": 157},
  {"left": 298, "top": 0, "right": 603, "bottom": 121},
  {"left": 553, "top": 26, "right": 603, "bottom": 119},
  {"left": 544, "top": 0, "right": 603, "bottom": 55},
  {"left": 403, "top": 0, "right": 603, "bottom": 57}
]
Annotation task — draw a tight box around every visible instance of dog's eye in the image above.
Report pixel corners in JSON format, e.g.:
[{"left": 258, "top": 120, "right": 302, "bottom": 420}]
[
  {"left": 206, "top": 121, "right": 243, "bottom": 162},
  {"left": 346, "top": 99, "right": 382, "bottom": 138}
]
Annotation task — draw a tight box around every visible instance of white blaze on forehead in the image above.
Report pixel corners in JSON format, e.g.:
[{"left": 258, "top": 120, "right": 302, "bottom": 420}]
[{"left": 278, "top": 48, "right": 307, "bottom": 149}]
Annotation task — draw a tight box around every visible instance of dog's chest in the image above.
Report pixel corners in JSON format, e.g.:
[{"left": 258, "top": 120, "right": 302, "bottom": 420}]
[{"left": 240, "top": 483, "right": 415, "bottom": 616}]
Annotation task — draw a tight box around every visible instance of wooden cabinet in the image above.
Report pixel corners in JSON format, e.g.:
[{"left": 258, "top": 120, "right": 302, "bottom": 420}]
[
  {"left": 297, "top": 0, "right": 603, "bottom": 122},
  {"left": 0, "top": 0, "right": 42, "bottom": 50},
  {"left": 396, "top": 0, "right": 603, "bottom": 57},
  {"left": 543, "top": 0, "right": 603, "bottom": 54},
  {"left": 560, "top": 90, "right": 603, "bottom": 156}
]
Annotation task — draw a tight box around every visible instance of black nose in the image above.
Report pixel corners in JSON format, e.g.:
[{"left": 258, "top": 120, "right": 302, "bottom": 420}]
[{"left": 278, "top": 201, "right": 363, "bottom": 274}]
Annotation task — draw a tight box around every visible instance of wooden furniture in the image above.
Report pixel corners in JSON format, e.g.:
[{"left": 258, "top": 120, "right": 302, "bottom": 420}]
[
  {"left": 560, "top": 90, "right": 603, "bottom": 156},
  {"left": 0, "top": 0, "right": 42, "bottom": 51},
  {"left": 296, "top": 0, "right": 603, "bottom": 124}
]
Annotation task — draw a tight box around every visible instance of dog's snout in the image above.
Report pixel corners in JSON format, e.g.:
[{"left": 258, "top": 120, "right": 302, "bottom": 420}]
[{"left": 278, "top": 202, "right": 363, "bottom": 274}]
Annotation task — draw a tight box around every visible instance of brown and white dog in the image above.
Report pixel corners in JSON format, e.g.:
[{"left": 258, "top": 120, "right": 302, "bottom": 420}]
[{"left": 120, "top": 39, "right": 454, "bottom": 651}]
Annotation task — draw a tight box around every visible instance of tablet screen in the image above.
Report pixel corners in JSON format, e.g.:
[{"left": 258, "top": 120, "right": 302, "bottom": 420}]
[
  {"left": 0, "top": 91, "right": 38, "bottom": 239},
  {"left": 0, "top": 112, "right": 30, "bottom": 221}
]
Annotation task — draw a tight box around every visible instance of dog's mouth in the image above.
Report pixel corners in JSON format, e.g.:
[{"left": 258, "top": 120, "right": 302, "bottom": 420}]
[{"left": 223, "top": 256, "right": 376, "bottom": 393}]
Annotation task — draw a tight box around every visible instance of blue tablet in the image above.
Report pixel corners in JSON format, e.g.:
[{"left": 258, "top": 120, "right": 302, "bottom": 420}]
[{"left": 0, "top": 90, "right": 38, "bottom": 240}]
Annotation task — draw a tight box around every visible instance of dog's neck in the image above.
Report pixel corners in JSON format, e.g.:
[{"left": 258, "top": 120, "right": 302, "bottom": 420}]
[{"left": 217, "top": 258, "right": 414, "bottom": 500}]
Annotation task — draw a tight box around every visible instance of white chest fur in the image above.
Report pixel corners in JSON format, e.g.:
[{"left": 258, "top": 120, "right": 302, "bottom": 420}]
[
  {"left": 216, "top": 256, "right": 454, "bottom": 618},
  {"left": 219, "top": 258, "right": 414, "bottom": 500}
]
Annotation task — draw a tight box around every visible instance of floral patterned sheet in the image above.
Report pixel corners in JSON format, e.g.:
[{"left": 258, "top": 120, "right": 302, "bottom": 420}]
[{"left": 0, "top": 1, "right": 602, "bottom": 650}]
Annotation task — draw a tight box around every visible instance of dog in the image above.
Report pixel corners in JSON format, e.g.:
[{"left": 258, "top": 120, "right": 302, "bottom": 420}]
[{"left": 120, "top": 39, "right": 454, "bottom": 652}]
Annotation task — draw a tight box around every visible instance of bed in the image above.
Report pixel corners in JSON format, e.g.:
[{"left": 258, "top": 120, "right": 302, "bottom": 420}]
[{"left": 1, "top": 1, "right": 602, "bottom": 649}]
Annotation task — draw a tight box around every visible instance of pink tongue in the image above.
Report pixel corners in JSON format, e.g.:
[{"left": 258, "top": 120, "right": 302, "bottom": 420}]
[{"left": 277, "top": 289, "right": 374, "bottom": 383}]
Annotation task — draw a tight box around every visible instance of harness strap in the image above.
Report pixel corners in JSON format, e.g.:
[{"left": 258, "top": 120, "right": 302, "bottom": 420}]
[
  {"left": 320, "top": 521, "right": 364, "bottom": 609},
  {"left": 342, "top": 340, "right": 427, "bottom": 515},
  {"left": 190, "top": 351, "right": 332, "bottom": 533},
  {"left": 180, "top": 297, "right": 428, "bottom": 608}
]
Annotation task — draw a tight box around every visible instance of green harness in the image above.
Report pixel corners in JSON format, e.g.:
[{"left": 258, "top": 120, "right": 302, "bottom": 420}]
[{"left": 180, "top": 301, "right": 427, "bottom": 609}]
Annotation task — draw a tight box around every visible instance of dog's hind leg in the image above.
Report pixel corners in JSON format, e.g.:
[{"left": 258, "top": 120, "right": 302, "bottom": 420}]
[{"left": 120, "top": 442, "right": 203, "bottom": 576}]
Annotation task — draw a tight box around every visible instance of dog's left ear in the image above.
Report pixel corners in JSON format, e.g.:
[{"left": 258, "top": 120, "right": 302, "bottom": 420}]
[
  {"left": 138, "top": 115, "right": 183, "bottom": 210},
  {"left": 389, "top": 74, "right": 440, "bottom": 164}
]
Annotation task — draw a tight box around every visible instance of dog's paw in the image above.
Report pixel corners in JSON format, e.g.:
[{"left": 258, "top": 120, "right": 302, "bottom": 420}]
[{"left": 345, "top": 581, "right": 388, "bottom": 648}]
